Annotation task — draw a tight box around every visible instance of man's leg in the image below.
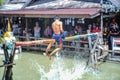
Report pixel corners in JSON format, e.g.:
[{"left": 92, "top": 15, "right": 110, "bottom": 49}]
[
  {"left": 49, "top": 44, "right": 62, "bottom": 60},
  {"left": 43, "top": 42, "right": 53, "bottom": 56}
]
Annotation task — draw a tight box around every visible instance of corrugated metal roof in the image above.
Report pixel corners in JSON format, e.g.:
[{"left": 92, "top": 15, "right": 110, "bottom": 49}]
[
  {"left": 0, "top": 3, "right": 24, "bottom": 10},
  {"left": 26, "top": 0, "right": 101, "bottom": 9},
  {"left": 0, "top": 0, "right": 30, "bottom": 10}
]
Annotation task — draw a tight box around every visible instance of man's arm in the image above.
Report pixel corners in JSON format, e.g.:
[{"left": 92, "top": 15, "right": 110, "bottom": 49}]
[
  {"left": 110, "top": 31, "right": 119, "bottom": 35},
  {"left": 52, "top": 22, "right": 54, "bottom": 31},
  {"left": 60, "top": 21, "right": 64, "bottom": 33}
]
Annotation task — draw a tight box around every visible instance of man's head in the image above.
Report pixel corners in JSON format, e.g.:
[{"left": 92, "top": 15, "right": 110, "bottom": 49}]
[
  {"left": 112, "top": 18, "right": 116, "bottom": 23},
  {"left": 35, "top": 22, "right": 39, "bottom": 26},
  {"left": 54, "top": 15, "right": 60, "bottom": 20}
]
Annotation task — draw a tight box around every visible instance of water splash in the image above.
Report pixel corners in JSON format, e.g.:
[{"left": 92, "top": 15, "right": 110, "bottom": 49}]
[{"left": 32, "top": 51, "right": 90, "bottom": 80}]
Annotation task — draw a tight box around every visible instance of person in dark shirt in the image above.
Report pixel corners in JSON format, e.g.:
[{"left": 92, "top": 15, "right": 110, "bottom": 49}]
[
  {"left": 108, "top": 24, "right": 119, "bottom": 50},
  {"left": 109, "top": 25, "right": 119, "bottom": 37}
]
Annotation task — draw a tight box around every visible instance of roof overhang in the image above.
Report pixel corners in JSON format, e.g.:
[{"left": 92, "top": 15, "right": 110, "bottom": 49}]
[{"left": 0, "top": 8, "right": 100, "bottom": 18}]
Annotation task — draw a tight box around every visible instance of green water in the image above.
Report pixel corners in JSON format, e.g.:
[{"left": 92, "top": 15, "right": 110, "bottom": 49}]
[{"left": 0, "top": 51, "right": 120, "bottom": 80}]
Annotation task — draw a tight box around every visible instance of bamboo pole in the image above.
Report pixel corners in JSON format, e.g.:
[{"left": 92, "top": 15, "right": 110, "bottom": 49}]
[
  {"left": 15, "top": 39, "right": 55, "bottom": 46},
  {"left": 15, "top": 33, "right": 99, "bottom": 46}
]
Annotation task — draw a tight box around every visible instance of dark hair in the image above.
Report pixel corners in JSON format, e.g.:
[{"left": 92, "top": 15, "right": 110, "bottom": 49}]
[{"left": 54, "top": 15, "right": 60, "bottom": 20}]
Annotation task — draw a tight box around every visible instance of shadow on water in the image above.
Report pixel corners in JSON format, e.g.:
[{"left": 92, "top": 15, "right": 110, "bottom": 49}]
[{"left": 0, "top": 51, "right": 120, "bottom": 80}]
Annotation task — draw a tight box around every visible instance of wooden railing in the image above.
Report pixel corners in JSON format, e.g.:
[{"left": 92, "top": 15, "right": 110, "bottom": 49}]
[{"left": 112, "top": 37, "right": 120, "bottom": 56}]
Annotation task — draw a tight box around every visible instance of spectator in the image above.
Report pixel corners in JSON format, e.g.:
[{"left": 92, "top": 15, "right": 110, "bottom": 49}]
[
  {"left": 73, "top": 25, "right": 81, "bottom": 35},
  {"left": 44, "top": 26, "right": 52, "bottom": 38},
  {"left": 12, "top": 21, "right": 18, "bottom": 36},
  {"left": 103, "top": 27, "right": 109, "bottom": 45},
  {"left": 22, "top": 27, "right": 27, "bottom": 41},
  {"left": 91, "top": 26, "right": 100, "bottom": 40},
  {"left": 88, "top": 24, "right": 92, "bottom": 33},
  {"left": 91, "top": 26, "right": 100, "bottom": 33},
  {"left": 34, "top": 22, "right": 41, "bottom": 39},
  {"left": 108, "top": 24, "right": 119, "bottom": 50},
  {"left": 28, "top": 27, "right": 32, "bottom": 37},
  {"left": 110, "top": 18, "right": 119, "bottom": 29}
]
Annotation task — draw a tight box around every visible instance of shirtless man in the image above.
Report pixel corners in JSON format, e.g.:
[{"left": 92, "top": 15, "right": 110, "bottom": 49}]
[{"left": 43, "top": 16, "right": 66, "bottom": 60}]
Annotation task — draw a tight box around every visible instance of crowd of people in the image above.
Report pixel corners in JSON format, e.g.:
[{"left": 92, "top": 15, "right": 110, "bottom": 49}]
[
  {"left": 103, "top": 18, "right": 119, "bottom": 50},
  {"left": 0, "top": 17, "right": 119, "bottom": 52}
]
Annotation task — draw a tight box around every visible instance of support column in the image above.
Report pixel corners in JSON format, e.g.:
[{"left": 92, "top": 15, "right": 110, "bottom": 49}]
[
  {"left": 100, "top": 0, "right": 104, "bottom": 44},
  {"left": 25, "top": 18, "right": 29, "bottom": 50}
]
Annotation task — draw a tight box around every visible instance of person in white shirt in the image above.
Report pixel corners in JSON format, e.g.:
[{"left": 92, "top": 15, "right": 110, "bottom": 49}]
[
  {"left": 34, "top": 22, "right": 41, "bottom": 39},
  {"left": 12, "top": 22, "right": 18, "bottom": 35}
]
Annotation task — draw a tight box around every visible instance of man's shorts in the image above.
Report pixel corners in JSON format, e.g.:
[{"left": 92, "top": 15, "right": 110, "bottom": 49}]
[
  {"left": 52, "top": 31, "right": 67, "bottom": 44},
  {"left": 61, "top": 31, "right": 67, "bottom": 39},
  {"left": 52, "top": 34, "right": 62, "bottom": 45}
]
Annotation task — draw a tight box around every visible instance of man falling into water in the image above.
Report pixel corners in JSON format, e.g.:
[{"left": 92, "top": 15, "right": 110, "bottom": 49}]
[{"left": 43, "top": 15, "right": 67, "bottom": 60}]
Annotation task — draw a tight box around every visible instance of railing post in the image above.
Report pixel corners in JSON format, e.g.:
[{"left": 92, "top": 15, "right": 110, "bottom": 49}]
[{"left": 85, "top": 30, "right": 93, "bottom": 68}]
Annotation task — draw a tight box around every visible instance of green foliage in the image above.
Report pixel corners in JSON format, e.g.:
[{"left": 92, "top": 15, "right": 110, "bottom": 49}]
[
  {"left": 0, "top": 0, "right": 3, "bottom": 5},
  {"left": 16, "top": 38, "right": 20, "bottom": 42},
  {"left": 0, "top": 38, "right": 4, "bottom": 43}
]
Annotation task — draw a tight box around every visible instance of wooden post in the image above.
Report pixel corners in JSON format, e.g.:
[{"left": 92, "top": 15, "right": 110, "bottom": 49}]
[
  {"left": 86, "top": 30, "right": 100, "bottom": 69},
  {"left": 25, "top": 18, "right": 29, "bottom": 51},
  {"left": 91, "top": 35, "right": 99, "bottom": 69},
  {"left": 85, "top": 30, "right": 93, "bottom": 69}
]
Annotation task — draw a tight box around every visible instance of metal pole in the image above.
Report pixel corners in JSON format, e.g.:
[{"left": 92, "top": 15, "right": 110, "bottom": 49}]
[
  {"left": 100, "top": 0, "right": 103, "bottom": 32},
  {"left": 100, "top": 0, "right": 103, "bottom": 44}
]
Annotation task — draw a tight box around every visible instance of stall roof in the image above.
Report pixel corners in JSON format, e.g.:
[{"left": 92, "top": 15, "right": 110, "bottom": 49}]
[{"left": 0, "top": 8, "right": 100, "bottom": 18}]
